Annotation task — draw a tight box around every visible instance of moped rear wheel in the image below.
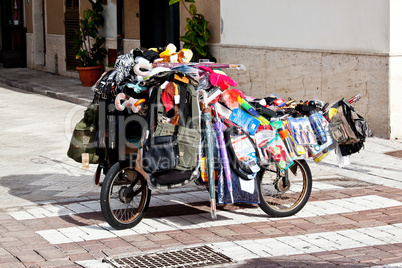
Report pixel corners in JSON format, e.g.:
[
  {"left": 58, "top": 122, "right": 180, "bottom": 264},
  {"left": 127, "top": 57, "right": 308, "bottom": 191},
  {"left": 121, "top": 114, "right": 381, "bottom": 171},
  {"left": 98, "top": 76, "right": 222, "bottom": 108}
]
[
  {"left": 257, "top": 160, "right": 312, "bottom": 217},
  {"left": 100, "top": 160, "right": 151, "bottom": 230}
]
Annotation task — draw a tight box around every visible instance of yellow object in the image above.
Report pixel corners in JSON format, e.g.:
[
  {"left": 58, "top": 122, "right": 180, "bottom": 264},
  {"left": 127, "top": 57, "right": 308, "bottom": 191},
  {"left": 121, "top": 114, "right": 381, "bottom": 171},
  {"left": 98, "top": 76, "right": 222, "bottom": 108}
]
[
  {"left": 314, "top": 151, "right": 331, "bottom": 163},
  {"left": 201, "top": 157, "right": 208, "bottom": 182},
  {"left": 178, "top": 49, "right": 193, "bottom": 63},
  {"left": 174, "top": 74, "right": 189, "bottom": 84},
  {"left": 328, "top": 108, "right": 338, "bottom": 120}
]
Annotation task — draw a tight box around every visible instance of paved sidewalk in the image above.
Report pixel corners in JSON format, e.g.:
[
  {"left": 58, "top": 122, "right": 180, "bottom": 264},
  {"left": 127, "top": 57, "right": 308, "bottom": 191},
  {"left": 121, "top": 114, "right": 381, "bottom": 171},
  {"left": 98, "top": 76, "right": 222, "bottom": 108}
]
[
  {"left": 0, "top": 66, "right": 93, "bottom": 106},
  {"left": 0, "top": 66, "right": 401, "bottom": 267}
]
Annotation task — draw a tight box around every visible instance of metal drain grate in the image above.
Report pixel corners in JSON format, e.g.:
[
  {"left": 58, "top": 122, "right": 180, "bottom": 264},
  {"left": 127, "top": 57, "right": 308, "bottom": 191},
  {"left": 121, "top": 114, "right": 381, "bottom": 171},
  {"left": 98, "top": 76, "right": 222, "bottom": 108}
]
[{"left": 104, "top": 246, "right": 233, "bottom": 268}]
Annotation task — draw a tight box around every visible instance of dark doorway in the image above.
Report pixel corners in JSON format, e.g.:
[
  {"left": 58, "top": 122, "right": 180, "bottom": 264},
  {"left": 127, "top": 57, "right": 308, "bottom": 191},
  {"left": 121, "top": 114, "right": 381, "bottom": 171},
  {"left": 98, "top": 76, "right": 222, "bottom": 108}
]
[
  {"left": 65, "top": 0, "right": 79, "bottom": 70},
  {"left": 0, "top": 0, "right": 26, "bottom": 67},
  {"left": 139, "top": 0, "right": 179, "bottom": 49}
]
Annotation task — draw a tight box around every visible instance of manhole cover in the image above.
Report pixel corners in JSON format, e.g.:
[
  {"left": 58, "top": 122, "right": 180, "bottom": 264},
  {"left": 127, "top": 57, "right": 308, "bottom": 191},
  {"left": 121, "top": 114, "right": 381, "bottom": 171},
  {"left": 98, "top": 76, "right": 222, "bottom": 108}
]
[
  {"left": 384, "top": 150, "right": 402, "bottom": 159},
  {"left": 104, "top": 246, "right": 233, "bottom": 268}
]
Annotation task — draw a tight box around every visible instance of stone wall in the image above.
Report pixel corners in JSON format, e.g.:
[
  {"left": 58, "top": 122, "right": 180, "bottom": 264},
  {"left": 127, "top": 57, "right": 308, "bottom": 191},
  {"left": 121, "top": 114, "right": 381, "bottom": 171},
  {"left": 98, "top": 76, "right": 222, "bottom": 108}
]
[{"left": 212, "top": 45, "right": 391, "bottom": 138}]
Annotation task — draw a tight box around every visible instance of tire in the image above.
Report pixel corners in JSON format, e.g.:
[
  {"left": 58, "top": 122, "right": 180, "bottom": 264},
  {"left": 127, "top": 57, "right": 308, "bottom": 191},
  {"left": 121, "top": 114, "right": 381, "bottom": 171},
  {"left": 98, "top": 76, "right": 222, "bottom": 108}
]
[
  {"left": 257, "top": 160, "right": 312, "bottom": 217},
  {"left": 100, "top": 160, "right": 151, "bottom": 230}
]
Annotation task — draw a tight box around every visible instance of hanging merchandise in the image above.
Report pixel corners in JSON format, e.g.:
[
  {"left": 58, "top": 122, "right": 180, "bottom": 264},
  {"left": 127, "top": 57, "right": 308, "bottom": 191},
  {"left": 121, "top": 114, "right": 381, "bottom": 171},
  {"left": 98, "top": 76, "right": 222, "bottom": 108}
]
[
  {"left": 309, "top": 110, "right": 328, "bottom": 144},
  {"left": 288, "top": 117, "right": 317, "bottom": 145},
  {"left": 328, "top": 98, "right": 369, "bottom": 156},
  {"left": 198, "top": 90, "right": 217, "bottom": 219},
  {"left": 214, "top": 116, "right": 234, "bottom": 203},
  {"left": 270, "top": 120, "right": 297, "bottom": 159},
  {"left": 229, "top": 108, "right": 261, "bottom": 135},
  {"left": 257, "top": 130, "right": 294, "bottom": 171},
  {"left": 224, "top": 126, "right": 261, "bottom": 180},
  {"left": 218, "top": 168, "right": 260, "bottom": 205},
  {"left": 282, "top": 119, "right": 308, "bottom": 159},
  {"left": 307, "top": 113, "right": 336, "bottom": 162},
  {"left": 67, "top": 44, "right": 371, "bottom": 231}
]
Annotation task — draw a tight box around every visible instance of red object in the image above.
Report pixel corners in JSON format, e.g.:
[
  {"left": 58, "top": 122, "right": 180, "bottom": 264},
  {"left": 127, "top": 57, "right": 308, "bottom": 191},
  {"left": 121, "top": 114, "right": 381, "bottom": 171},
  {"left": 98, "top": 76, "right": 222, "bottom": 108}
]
[
  {"left": 273, "top": 98, "right": 286, "bottom": 107},
  {"left": 348, "top": 94, "right": 361, "bottom": 104},
  {"left": 198, "top": 66, "right": 238, "bottom": 87},
  {"left": 161, "top": 82, "right": 176, "bottom": 113},
  {"left": 222, "top": 89, "right": 241, "bottom": 108}
]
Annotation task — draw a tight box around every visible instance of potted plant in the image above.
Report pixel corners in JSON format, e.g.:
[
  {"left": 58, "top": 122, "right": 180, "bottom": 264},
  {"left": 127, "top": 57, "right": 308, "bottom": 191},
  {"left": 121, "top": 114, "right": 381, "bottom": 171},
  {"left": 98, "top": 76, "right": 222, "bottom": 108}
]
[{"left": 73, "top": 0, "right": 107, "bottom": 87}]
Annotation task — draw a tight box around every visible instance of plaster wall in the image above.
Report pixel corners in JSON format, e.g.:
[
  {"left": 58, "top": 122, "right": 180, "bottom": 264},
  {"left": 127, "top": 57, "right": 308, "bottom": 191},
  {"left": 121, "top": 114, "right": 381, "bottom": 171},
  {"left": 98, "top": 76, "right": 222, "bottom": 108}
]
[
  {"left": 212, "top": 45, "right": 390, "bottom": 138},
  {"left": 390, "top": 0, "right": 402, "bottom": 55},
  {"left": 26, "top": 33, "right": 33, "bottom": 69},
  {"left": 220, "top": 0, "right": 389, "bottom": 53},
  {"left": 45, "top": 34, "right": 65, "bottom": 75},
  {"left": 389, "top": 56, "right": 402, "bottom": 139},
  {"left": 123, "top": 39, "right": 140, "bottom": 54},
  {"left": 32, "top": 0, "right": 45, "bottom": 66}
]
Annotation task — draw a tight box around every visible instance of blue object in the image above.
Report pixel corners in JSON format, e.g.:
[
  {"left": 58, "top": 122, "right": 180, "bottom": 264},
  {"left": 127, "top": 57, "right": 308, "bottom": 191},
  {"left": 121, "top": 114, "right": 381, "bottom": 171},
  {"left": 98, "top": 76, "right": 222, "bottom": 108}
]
[
  {"left": 126, "top": 82, "right": 147, "bottom": 93},
  {"left": 309, "top": 110, "right": 327, "bottom": 144},
  {"left": 229, "top": 108, "right": 260, "bottom": 135}
]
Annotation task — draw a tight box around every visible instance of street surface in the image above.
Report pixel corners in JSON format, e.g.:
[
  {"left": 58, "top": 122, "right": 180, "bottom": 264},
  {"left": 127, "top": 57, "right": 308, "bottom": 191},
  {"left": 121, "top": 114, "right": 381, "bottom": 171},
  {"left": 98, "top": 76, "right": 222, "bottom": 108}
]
[{"left": 0, "top": 83, "right": 401, "bottom": 267}]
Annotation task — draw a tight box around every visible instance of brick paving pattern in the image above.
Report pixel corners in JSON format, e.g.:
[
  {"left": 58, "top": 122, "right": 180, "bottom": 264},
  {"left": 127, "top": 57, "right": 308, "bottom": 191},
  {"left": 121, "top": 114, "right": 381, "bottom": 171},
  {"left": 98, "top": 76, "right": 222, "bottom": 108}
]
[{"left": 0, "top": 81, "right": 402, "bottom": 267}]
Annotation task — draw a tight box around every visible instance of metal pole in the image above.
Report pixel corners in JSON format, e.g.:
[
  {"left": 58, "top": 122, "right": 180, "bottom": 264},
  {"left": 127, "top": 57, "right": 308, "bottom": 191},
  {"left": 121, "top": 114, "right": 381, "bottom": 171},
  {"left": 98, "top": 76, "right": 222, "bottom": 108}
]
[{"left": 116, "top": 0, "right": 123, "bottom": 55}]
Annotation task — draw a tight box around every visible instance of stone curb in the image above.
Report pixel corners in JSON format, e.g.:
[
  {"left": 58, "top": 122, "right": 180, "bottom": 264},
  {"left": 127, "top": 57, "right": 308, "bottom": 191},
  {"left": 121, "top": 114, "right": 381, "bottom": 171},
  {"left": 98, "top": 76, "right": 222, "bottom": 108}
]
[{"left": 0, "top": 74, "right": 92, "bottom": 106}]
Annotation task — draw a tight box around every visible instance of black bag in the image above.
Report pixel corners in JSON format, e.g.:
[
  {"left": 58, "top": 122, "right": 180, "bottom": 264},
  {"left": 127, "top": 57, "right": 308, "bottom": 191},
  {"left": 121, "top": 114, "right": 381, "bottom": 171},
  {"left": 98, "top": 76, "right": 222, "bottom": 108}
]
[
  {"left": 94, "top": 70, "right": 118, "bottom": 102},
  {"left": 142, "top": 74, "right": 201, "bottom": 185},
  {"left": 142, "top": 133, "right": 179, "bottom": 173},
  {"left": 330, "top": 99, "right": 369, "bottom": 156}
]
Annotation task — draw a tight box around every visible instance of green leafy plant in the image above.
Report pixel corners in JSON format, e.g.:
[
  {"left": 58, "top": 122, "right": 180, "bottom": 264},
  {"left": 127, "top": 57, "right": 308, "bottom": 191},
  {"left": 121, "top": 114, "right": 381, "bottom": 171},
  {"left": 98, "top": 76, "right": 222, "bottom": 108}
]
[
  {"left": 169, "top": 0, "right": 216, "bottom": 62},
  {"left": 73, "top": 0, "right": 107, "bottom": 67}
]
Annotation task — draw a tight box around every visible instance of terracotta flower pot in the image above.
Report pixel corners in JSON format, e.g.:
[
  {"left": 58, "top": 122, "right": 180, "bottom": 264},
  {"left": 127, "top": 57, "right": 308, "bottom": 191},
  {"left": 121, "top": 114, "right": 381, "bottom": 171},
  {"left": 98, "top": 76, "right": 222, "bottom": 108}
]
[{"left": 76, "top": 65, "right": 103, "bottom": 87}]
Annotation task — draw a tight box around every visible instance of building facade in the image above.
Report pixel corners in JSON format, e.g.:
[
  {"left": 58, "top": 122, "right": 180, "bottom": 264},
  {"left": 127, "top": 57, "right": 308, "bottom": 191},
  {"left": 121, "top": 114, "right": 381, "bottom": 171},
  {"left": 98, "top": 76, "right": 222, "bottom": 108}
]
[{"left": 19, "top": 0, "right": 402, "bottom": 138}]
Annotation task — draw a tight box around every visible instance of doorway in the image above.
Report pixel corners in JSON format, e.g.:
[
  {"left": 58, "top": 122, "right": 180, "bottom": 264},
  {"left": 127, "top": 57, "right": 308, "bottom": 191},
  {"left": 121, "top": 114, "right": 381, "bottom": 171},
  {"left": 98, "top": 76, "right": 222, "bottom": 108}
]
[
  {"left": 65, "top": 0, "right": 79, "bottom": 70},
  {"left": 0, "top": 0, "right": 26, "bottom": 67},
  {"left": 139, "top": 0, "right": 179, "bottom": 49}
]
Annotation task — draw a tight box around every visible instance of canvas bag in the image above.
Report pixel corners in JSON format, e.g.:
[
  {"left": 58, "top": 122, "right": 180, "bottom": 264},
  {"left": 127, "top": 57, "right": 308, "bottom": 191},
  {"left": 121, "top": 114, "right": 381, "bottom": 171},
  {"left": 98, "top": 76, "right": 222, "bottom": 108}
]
[
  {"left": 329, "top": 99, "right": 369, "bottom": 156},
  {"left": 151, "top": 82, "right": 201, "bottom": 171},
  {"left": 329, "top": 99, "right": 368, "bottom": 145},
  {"left": 142, "top": 78, "right": 201, "bottom": 185},
  {"left": 67, "top": 102, "right": 102, "bottom": 164}
]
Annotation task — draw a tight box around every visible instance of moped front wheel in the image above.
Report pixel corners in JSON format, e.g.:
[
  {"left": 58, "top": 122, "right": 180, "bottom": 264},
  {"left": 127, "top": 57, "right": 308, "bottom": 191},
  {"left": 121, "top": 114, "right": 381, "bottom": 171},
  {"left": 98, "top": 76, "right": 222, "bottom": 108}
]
[
  {"left": 257, "top": 160, "right": 312, "bottom": 217},
  {"left": 100, "top": 160, "right": 151, "bottom": 230}
]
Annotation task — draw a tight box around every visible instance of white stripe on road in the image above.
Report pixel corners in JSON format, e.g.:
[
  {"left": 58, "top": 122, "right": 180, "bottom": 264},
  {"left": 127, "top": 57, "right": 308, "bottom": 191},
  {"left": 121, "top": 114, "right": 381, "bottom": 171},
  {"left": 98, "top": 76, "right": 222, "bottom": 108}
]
[
  {"left": 208, "top": 223, "right": 402, "bottom": 261},
  {"left": 35, "top": 195, "right": 402, "bottom": 245},
  {"left": 8, "top": 182, "right": 343, "bottom": 221}
]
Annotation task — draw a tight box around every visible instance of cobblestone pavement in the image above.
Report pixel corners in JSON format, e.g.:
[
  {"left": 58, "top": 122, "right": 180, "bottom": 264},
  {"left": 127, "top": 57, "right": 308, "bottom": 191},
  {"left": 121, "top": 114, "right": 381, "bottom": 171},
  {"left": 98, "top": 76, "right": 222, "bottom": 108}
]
[{"left": 0, "top": 82, "right": 402, "bottom": 267}]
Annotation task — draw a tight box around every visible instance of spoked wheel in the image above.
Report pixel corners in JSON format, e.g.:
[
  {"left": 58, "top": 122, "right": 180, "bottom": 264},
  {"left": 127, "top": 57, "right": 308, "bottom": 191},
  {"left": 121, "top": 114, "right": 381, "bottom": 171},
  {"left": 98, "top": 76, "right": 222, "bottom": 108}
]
[
  {"left": 100, "top": 160, "right": 151, "bottom": 230},
  {"left": 257, "top": 160, "right": 312, "bottom": 217}
]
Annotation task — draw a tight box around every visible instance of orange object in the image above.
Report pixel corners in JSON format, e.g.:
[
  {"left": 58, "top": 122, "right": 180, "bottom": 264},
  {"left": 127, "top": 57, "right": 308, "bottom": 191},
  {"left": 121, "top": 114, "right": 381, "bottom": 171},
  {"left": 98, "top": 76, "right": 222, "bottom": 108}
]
[
  {"left": 134, "top": 99, "right": 146, "bottom": 107},
  {"left": 174, "top": 74, "right": 189, "bottom": 84},
  {"left": 170, "top": 83, "right": 180, "bottom": 125},
  {"left": 279, "top": 129, "right": 295, "bottom": 158}
]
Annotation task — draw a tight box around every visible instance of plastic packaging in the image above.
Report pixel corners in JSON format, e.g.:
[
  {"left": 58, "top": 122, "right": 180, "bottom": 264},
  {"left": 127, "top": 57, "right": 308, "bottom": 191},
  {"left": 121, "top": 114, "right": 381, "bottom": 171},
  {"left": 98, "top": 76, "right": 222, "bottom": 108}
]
[
  {"left": 288, "top": 117, "right": 317, "bottom": 145},
  {"left": 309, "top": 110, "right": 328, "bottom": 144},
  {"left": 195, "top": 72, "right": 211, "bottom": 91},
  {"left": 229, "top": 108, "right": 260, "bottom": 135},
  {"left": 283, "top": 119, "right": 308, "bottom": 159},
  {"left": 254, "top": 129, "right": 278, "bottom": 165},
  {"left": 229, "top": 133, "right": 260, "bottom": 178},
  {"left": 308, "top": 114, "right": 335, "bottom": 157},
  {"left": 270, "top": 120, "right": 296, "bottom": 159},
  {"left": 260, "top": 132, "right": 294, "bottom": 170}
]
